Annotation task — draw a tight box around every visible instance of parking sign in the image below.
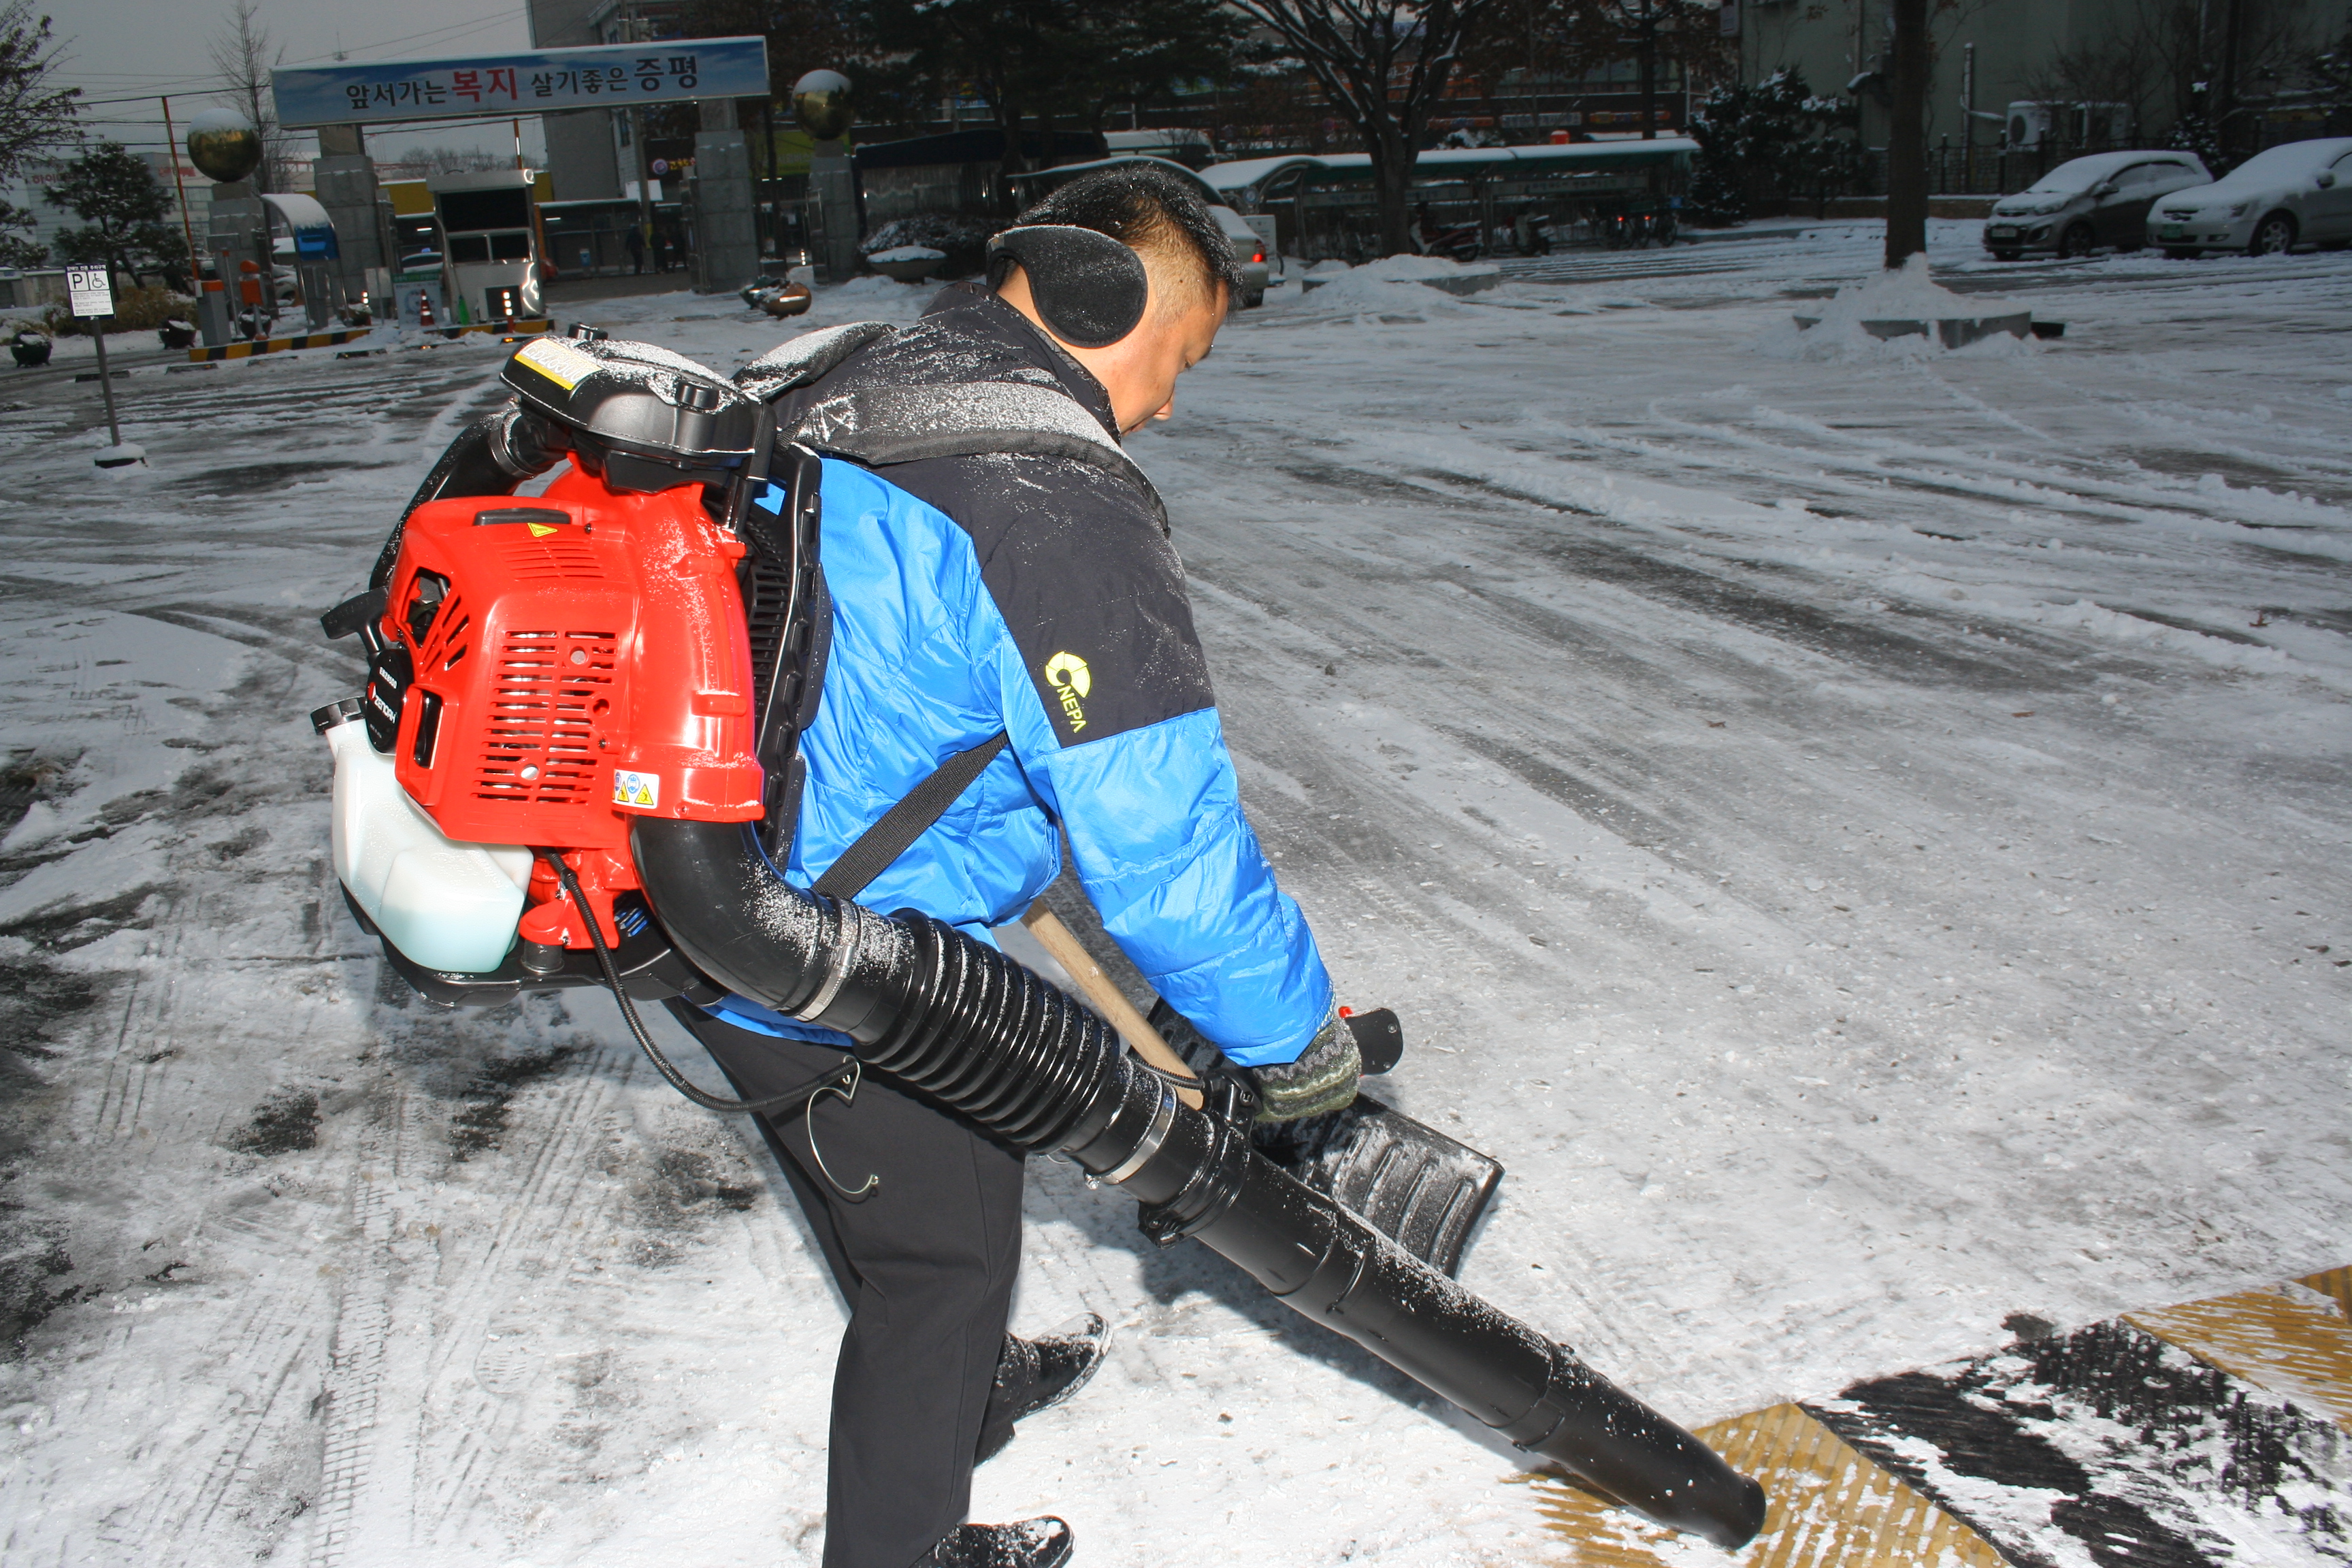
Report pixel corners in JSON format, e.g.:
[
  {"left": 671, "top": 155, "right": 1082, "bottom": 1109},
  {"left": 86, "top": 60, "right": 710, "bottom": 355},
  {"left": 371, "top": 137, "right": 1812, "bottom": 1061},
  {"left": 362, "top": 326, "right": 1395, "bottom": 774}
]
[{"left": 65, "top": 265, "right": 113, "bottom": 318}]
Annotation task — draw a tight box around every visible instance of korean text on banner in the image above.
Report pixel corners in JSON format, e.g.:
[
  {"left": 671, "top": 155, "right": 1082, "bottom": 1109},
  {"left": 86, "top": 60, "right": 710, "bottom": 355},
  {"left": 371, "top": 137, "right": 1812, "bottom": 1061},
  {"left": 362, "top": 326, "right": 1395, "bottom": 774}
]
[{"left": 270, "top": 36, "right": 769, "bottom": 128}]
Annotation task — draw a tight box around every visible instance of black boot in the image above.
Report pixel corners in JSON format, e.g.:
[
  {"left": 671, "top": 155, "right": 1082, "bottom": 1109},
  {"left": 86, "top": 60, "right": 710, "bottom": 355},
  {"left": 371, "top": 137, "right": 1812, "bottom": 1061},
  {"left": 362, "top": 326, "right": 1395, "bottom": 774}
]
[
  {"left": 925, "top": 1516, "right": 1073, "bottom": 1568},
  {"left": 975, "top": 1313, "right": 1108, "bottom": 1463}
]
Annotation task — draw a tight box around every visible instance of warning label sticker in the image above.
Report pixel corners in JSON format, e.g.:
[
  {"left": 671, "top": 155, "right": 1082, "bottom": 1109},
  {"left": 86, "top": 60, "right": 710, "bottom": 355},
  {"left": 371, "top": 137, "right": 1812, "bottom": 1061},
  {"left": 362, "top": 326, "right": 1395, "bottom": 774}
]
[
  {"left": 514, "top": 336, "right": 599, "bottom": 391},
  {"left": 611, "top": 770, "right": 660, "bottom": 810}
]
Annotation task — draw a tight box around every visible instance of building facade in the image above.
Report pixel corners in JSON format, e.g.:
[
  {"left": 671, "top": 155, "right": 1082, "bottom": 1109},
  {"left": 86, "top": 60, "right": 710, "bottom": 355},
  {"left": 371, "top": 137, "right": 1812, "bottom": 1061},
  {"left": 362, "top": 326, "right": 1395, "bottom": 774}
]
[{"left": 527, "top": 0, "right": 626, "bottom": 200}]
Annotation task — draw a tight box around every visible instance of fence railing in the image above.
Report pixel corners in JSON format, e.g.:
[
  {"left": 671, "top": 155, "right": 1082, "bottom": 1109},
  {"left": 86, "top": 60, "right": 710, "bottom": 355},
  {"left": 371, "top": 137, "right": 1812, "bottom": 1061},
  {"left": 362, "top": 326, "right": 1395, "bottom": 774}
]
[{"left": 1924, "top": 141, "right": 2153, "bottom": 197}]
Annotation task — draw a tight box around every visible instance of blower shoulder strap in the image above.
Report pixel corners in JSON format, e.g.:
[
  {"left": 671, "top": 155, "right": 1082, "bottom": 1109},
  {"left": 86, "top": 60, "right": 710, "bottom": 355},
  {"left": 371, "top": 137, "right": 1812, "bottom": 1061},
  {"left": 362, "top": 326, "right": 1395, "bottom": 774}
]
[
  {"left": 810, "top": 732, "right": 1009, "bottom": 900},
  {"left": 734, "top": 320, "right": 897, "bottom": 404},
  {"left": 734, "top": 316, "right": 1170, "bottom": 534},
  {"left": 792, "top": 382, "right": 1169, "bottom": 534}
]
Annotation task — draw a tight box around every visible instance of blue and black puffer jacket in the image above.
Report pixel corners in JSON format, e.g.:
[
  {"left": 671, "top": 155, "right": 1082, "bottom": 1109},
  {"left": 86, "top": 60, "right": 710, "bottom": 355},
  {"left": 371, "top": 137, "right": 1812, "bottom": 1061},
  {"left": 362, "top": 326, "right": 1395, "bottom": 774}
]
[{"left": 704, "top": 284, "right": 1332, "bottom": 1067}]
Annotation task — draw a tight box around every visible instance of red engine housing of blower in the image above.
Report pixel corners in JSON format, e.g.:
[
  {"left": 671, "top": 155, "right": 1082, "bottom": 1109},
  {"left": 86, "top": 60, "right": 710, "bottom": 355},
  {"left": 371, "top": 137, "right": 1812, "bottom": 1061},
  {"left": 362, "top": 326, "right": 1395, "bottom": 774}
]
[{"left": 377, "top": 467, "right": 764, "bottom": 949}]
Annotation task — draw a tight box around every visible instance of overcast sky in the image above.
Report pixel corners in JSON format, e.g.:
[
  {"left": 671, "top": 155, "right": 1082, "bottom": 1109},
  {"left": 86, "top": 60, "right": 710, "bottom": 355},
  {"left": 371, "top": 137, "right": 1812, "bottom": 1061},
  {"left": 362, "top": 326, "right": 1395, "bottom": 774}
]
[{"left": 42, "top": 0, "right": 548, "bottom": 166}]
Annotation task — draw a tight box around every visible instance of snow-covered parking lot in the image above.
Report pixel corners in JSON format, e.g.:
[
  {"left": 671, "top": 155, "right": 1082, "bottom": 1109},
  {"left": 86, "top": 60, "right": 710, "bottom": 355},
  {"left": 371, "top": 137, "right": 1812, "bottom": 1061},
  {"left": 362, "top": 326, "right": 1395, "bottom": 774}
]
[{"left": 1, "top": 220, "right": 2347, "bottom": 1565}]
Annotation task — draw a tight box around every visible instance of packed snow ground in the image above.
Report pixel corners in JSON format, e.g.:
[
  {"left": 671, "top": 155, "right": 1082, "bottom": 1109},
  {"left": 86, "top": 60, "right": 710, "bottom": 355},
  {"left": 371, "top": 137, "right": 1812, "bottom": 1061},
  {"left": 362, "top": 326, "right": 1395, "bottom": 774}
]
[{"left": 0, "top": 220, "right": 2347, "bottom": 1567}]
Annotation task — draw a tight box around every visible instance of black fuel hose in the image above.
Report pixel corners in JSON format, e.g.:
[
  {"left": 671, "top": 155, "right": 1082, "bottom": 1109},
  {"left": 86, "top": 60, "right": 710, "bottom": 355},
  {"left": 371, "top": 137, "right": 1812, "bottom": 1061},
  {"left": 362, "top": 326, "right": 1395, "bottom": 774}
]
[
  {"left": 630, "top": 817, "right": 1767, "bottom": 1550},
  {"left": 370, "top": 405, "right": 571, "bottom": 588}
]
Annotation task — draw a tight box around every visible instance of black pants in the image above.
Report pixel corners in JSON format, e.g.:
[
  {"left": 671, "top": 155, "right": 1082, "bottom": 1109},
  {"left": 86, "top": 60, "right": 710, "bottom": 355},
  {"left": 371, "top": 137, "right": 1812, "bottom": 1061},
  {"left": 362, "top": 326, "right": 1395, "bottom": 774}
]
[{"left": 667, "top": 1003, "right": 1027, "bottom": 1568}]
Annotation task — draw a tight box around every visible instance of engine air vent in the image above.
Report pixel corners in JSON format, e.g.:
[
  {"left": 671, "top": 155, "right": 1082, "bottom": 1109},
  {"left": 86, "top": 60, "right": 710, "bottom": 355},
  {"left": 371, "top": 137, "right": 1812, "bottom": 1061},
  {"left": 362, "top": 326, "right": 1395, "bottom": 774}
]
[
  {"left": 499, "top": 537, "right": 607, "bottom": 582},
  {"left": 472, "top": 627, "right": 616, "bottom": 806}
]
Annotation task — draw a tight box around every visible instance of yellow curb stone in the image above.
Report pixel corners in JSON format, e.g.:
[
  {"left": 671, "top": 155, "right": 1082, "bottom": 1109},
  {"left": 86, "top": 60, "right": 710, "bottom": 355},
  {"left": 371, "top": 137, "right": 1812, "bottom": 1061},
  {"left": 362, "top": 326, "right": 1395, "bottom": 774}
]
[
  {"left": 2127, "top": 1275, "right": 2352, "bottom": 1431},
  {"left": 1517, "top": 1402, "right": 2006, "bottom": 1566},
  {"left": 2299, "top": 1265, "right": 2352, "bottom": 1320}
]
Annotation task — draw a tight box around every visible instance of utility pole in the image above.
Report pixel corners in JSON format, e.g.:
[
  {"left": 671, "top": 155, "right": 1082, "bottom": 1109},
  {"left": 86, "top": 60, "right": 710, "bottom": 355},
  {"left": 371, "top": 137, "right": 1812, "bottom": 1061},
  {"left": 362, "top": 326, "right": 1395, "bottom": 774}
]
[
  {"left": 159, "top": 96, "right": 202, "bottom": 288},
  {"left": 1639, "top": 1, "right": 1657, "bottom": 140},
  {"left": 1615, "top": 0, "right": 1662, "bottom": 140},
  {"left": 2218, "top": 0, "right": 2244, "bottom": 146},
  {"left": 624, "top": 7, "right": 655, "bottom": 253},
  {"left": 1884, "top": 0, "right": 1928, "bottom": 267},
  {"left": 1961, "top": 42, "right": 1974, "bottom": 191}
]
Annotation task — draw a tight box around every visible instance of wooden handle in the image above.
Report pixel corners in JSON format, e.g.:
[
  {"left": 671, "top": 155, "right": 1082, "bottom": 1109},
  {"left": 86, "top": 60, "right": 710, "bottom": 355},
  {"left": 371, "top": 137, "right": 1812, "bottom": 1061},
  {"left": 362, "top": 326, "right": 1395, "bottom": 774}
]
[{"left": 1021, "top": 900, "right": 1204, "bottom": 1111}]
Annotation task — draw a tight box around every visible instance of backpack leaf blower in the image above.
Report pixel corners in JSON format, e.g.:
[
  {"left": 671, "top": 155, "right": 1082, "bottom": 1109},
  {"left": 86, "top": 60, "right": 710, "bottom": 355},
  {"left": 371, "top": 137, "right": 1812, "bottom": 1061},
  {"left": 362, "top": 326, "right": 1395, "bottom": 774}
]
[{"left": 313, "top": 331, "right": 1767, "bottom": 1550}]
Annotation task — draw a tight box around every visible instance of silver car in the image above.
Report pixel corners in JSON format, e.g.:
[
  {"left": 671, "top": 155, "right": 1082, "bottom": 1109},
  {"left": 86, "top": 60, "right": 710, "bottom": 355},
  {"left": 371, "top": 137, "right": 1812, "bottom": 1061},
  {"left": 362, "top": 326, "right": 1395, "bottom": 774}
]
[
  {"left": 2149, "top": 137, "right": 2352, "bottom": 257},
  {"left": 1982, "top": 150, "right": 2210, "bottom": 260}
]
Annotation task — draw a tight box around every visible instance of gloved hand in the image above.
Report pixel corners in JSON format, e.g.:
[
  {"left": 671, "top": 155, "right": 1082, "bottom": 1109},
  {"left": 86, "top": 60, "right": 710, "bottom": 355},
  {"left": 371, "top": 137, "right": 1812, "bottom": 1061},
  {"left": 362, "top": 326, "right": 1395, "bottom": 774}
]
[
  {"left": 1246, "top": 1007, "right": 1361, "bottom": 1124},
  {"left": 1145, "top": 998, "right": 1363, "bottom": 1123}
]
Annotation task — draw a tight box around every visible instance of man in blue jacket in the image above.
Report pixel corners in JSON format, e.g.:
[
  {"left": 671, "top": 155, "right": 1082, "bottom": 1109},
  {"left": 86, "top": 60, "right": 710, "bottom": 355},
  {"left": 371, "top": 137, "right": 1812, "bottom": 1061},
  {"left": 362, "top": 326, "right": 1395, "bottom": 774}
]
[{"left": 664, "top": 166, "right": 1357, "bottom": 1568}]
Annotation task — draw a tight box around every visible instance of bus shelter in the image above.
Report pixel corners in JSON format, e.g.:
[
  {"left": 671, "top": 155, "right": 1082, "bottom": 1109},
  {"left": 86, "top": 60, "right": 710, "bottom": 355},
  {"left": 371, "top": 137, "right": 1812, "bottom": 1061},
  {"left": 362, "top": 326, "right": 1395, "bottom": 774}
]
[{"left": 1204, "top": 140, "right": 1695, "bottom": 261}]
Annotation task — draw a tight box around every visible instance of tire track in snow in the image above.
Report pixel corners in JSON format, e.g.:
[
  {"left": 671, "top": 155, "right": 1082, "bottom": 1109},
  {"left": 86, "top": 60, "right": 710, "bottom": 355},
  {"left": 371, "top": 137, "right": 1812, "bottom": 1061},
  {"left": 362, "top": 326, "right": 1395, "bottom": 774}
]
[
  {"left": 306, "top": 1085, "right": 402, "bottom": 1568},
  {"left": 407, "top": 1038, "right": 640, "bottom": 1550}
]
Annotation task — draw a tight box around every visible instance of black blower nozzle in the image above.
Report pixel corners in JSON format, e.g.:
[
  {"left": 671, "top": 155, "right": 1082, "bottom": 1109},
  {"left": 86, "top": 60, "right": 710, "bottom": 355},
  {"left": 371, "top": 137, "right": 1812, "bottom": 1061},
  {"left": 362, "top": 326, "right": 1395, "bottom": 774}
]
[{"left": 630, "top": 817, "right": 1767, "bottom": 1550}]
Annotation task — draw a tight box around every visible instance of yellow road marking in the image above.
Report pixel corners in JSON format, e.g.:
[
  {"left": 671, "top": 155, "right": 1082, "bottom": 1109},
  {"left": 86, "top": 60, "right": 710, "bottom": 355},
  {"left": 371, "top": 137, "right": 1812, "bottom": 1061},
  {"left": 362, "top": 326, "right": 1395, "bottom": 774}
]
[
  {"left": 2299, "top": 1265, "right": 2352, "bottom": 1320},
  {"left": 1516, "top": 1403, "right": 2006, "bottom": 1567},
  {"left": 2128, "top": 1279, "right": 2352, "bottom": 1430}
]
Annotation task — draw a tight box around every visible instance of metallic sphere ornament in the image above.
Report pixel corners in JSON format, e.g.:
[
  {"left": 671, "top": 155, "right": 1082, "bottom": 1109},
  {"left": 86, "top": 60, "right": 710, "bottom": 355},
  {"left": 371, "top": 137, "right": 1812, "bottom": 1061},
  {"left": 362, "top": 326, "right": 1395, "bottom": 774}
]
[
  {"left": 792, "top": 69, "right": 853, "bottom": 141},
  {"left": 186, "top": 107, "right": 263, "bottom": 184}
]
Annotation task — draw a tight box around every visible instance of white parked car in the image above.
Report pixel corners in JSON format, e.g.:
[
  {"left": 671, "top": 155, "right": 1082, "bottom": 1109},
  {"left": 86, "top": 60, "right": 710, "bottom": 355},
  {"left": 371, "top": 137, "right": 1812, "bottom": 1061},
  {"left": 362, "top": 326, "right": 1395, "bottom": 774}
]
[
  {"left": 1982, "top": 150, "right": 2210, "bottom": 259},
  {"left": 2148, "top": 137, "right": 2352, "bottom": 257}
]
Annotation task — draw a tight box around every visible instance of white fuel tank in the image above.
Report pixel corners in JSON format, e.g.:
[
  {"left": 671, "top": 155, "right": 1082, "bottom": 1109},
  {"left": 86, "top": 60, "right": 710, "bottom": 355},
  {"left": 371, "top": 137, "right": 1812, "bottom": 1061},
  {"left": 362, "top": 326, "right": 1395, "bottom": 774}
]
[{"left": 322, "top": 707, "right": 532, "bottom": 974}]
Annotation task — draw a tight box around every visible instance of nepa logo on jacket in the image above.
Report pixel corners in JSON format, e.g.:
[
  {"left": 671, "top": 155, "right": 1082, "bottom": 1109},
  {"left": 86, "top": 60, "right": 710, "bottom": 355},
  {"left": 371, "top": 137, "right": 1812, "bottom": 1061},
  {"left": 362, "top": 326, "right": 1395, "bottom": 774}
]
[{"left": 1044, "top": 651, "right": 1090, "bottom": 732}]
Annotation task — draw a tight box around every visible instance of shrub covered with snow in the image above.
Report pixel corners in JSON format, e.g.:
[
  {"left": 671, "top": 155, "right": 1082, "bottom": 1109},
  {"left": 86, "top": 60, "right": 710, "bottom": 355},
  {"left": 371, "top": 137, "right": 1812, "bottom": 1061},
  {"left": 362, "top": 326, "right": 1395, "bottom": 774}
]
[{"left": 860, "top": 213, "right": 991, "bottom": 278}]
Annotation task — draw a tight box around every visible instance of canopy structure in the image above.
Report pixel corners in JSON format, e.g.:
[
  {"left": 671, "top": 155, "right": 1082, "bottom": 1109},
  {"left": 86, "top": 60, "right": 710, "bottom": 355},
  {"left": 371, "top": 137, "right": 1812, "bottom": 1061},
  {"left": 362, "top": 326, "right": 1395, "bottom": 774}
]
[
  {"left": 261, "top": 192, "right": 339, "bottom": 261},
  {"left": 855, "top": 127, "right": 1107, "bottom": 173},
  {"left": 1203, "top": 139, "right": 1699, "bottom": 207},
  {"left": 1003, "top": 154, "right": 1225, "bottom": 205},
  {"left": 1200, "top": 140, "right": 1697, "bottom": 263}
]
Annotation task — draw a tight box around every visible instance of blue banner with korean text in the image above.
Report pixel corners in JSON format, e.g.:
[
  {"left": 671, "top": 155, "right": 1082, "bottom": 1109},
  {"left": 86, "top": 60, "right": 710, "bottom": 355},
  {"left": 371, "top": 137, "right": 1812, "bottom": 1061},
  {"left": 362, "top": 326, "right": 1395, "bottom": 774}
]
[{"left": 272, "top": 36, "right": 769, "bottom": 127}]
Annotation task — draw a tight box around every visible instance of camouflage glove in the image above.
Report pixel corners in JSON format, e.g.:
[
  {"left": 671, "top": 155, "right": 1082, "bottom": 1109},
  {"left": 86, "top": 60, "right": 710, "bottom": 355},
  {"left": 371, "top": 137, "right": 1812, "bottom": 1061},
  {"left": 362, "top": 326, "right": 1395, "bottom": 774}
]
[
  {"left": 1144, "top": 1000, "right": 1362, "bottom": 1123},
  {"left": 1246, "top": 1008, "right": 1360, "bottom": 1124}
]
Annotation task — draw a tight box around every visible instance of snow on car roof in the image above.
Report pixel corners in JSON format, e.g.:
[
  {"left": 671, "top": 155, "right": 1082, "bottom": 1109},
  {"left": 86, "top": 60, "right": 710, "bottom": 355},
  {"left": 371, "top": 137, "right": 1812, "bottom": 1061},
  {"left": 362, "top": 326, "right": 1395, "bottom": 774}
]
[
  {"left": 2206, "top": 135, "right": 2352, "bottom": 186},
  {"left": 2023, "top": 149, "right": 2198, "bottom": 191}
]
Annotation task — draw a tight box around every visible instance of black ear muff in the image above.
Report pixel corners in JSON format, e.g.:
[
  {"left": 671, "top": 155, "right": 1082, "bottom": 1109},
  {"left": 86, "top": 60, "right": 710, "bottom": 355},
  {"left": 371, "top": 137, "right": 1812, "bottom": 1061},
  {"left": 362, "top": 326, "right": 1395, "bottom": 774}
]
[{"left": 986, "top": 225, "right": 1150, "bottom": 349}]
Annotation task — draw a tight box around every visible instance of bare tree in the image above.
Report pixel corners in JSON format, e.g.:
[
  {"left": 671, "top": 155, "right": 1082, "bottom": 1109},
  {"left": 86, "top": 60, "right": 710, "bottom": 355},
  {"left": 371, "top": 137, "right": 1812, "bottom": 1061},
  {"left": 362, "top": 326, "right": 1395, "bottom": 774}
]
[
  {"left": 2018, "top": 0, "right": 2191, "bottom": 144},
  {"left": 208, "top": 0, "right": 289, "bottom": 192},
  {"left": 2301, "top": 14, "right": 2352, "bottom": 127},
  {"left": 1463, "top": 0, "right": 1729, "bottom": 130},
  {"left": 0, "top": 0, "right": 78, "bottom": 184},
  {"left": 2017, "top": 0, "right": 2316, "bottom": 163},
  {"left": 378, "top": 143, "right": 517, "bottom": 176},
  {"left": 2021, "top": 36, "right": 2162, "bottom": 143},
  {"left": 1228, "top": 0, "right": 1502, "bottom": 257}
]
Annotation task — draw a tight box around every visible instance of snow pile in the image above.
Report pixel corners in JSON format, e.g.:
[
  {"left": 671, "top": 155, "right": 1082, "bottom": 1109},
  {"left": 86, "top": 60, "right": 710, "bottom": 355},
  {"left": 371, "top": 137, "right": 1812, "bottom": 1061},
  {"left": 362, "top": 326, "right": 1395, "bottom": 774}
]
[
  {"left": 1350, "top": 253, "right": 1497, "bottom": 284},
  {"left": 2023, "top": 598, "right": 2313, "bottom": 678},
  {"left": 1290, "top": 252, "right": 1502, "bottom": 315},
  {"left": 1757, "top": 254, "right": 2032, "bottom": 361},
  {"left": 867, "top": 244, "right": 945, "bottom": 263}
]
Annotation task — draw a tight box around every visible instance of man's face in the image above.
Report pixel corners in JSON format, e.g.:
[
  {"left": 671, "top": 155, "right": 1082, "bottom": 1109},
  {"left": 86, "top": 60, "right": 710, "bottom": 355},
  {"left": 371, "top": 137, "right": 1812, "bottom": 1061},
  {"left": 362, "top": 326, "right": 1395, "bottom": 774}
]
[{"left": 999, "top": 261, "right": 1227, "bottom": 434}]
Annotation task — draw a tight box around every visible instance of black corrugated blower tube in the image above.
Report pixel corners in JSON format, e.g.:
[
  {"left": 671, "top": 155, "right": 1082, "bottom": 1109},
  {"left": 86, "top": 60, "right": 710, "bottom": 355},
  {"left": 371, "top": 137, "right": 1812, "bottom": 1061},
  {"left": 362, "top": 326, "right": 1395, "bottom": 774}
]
[{"left": 632, "top": 817, "right": 1767, "bottom": 1550}]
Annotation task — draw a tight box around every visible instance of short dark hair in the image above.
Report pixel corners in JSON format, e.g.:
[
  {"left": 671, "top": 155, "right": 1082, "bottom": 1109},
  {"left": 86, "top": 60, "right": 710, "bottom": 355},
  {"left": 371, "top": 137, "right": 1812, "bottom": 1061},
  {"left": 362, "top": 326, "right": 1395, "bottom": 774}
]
[{"left": 1009, "top": 163, "right": 1243, "bottom": 313}]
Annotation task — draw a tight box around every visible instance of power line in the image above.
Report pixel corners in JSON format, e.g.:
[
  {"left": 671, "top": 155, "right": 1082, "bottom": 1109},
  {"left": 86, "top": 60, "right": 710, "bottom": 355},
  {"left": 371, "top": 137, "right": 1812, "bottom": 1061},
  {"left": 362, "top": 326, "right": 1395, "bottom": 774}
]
[
  {"left": 279, "top": 13, "right": 529, "bottom": 65},
  {"left": 51, "top": 8, "right": 531, "bottom": 106}
]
